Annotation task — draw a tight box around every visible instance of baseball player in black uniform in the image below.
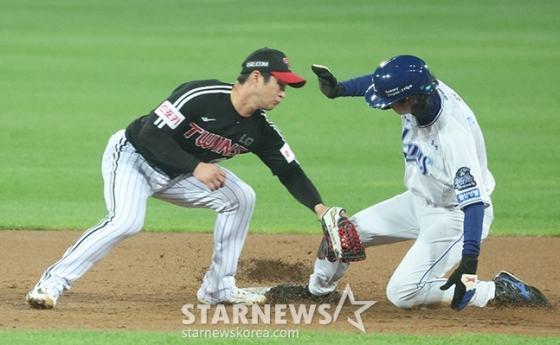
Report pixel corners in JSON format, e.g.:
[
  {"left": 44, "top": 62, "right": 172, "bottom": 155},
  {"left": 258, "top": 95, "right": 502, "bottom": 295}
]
[{"left": 27, "top": 48, "right": 331, "bottom": 308}]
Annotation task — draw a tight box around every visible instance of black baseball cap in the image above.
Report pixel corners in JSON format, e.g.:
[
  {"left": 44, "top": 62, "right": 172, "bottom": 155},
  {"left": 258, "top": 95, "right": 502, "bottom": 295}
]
[{"left": 240, "top": 48, "right": 306, "bottom": 88}]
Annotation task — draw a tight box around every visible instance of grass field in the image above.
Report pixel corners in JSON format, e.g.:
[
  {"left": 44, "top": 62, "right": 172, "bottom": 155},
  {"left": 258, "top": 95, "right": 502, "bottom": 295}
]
[
  {"left": 1, "top": 330, "right": 560, "bottom": 345},
  {"left": 1, "top": 0, "right": 559, "bottom": 343}
]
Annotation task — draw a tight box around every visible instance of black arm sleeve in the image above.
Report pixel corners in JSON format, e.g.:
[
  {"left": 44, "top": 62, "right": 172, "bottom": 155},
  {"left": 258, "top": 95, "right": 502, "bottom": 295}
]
[
  {"left": 277, "top": 166, "right": 323, "bottom": 212},
  {"left": 137, "top": 121, "right": 200, "bottom": 175}
]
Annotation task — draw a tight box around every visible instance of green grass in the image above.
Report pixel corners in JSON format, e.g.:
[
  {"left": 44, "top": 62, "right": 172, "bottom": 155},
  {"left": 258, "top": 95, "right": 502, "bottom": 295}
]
[
  {"left": 1, "top": 0, "right": 559, "bottom": 343},
  {"left": 0, "top": 330, "right": 558, "bottom": 345},
  {"left": 1, "top": 0, "right": 559, "bottom": 235}
]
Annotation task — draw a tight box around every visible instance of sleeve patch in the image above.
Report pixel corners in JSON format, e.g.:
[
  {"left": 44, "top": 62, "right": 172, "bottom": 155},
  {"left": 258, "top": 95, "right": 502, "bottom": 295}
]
[
  {"left": 453, "top": 167, "right": 477, "bottom": 191},
  {"left": 280, "top": 143, "right": 296, "bottom": 163},
  {"left": 154, "top": 100, "right": 185, "bottom": 129},
  {"left": 456, "top": 188, "right": 481, "bottom": 204}
]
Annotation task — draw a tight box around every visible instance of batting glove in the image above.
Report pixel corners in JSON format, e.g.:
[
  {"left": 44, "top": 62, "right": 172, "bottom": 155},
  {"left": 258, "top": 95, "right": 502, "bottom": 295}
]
[
  {"left": 311, "top": 64, "right": 345, "bottom": 99},
  {"left": 440, "top": 255, "right": 478, "bottom": 311}
]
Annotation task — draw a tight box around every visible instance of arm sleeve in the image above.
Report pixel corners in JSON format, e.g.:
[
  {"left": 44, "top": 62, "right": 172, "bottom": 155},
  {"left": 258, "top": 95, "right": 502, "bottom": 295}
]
[
  {"left": 137, "top": 121, "right": 200, "bottom": 174},
  {"left": 277, "top": 166, "right": 323, "bottom": 212},
  {"left": 340, "top": 74, "right": 374, "bottom": 97},
  {"left": 462, "top": 202, "right": 485, "bottom": 256}
]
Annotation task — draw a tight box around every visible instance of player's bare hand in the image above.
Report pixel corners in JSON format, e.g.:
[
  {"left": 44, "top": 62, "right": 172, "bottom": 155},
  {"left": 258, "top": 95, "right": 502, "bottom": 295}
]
[{"left": 193, "top": 162, "right": 227, "bottom": 191}]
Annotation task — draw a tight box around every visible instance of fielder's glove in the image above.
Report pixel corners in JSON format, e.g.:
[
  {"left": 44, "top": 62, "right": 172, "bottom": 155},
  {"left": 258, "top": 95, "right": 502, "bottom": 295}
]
[
  {"left": 317, "top": 207, "right": 366, "bottom": 263},
  {"left": 440, "top": 255, "right": 478, "bottom": 311},
  {"left": 311, "top": 64, "right": 345, "bottom": 99}
]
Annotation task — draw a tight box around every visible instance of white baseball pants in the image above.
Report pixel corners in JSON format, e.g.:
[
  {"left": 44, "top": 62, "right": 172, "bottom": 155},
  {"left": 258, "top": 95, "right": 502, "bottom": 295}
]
[
  {"left": 309, "top": 190, "right": 496, "bottom": 308},
  {"left": 33, "top": 130, "right": 255, "bottom": 303}
]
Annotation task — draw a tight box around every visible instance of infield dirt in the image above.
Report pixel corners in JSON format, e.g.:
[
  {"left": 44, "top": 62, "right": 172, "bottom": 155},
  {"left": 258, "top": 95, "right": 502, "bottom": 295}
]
[{"left": 1, "top": 231, "right": 558, "bottom": 336}]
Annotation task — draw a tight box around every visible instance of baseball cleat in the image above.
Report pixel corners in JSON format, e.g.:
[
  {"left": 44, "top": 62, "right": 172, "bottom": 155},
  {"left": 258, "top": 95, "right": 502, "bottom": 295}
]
[
  {"left": 228, "top": 288, "right": 267, "bottom": 305},
  {"left": 197, "top": 288, "right": 266, "bottom": 306},
  {"left": 493, "top": 271, "right": 552, "bottom": 308},
  {"left": 26, "top": 288, "right": 59, "bottom": 309}
]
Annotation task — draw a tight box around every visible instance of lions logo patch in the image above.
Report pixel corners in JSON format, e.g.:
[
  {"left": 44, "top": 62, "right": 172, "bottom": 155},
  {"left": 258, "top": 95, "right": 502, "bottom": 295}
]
[{"left": 453, "top": 167, "right": 477, "bottom": 191}]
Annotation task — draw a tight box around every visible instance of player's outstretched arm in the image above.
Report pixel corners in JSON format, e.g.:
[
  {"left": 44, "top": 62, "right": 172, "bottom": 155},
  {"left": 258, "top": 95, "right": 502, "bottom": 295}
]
[{"left": 312, "top": 65, "right": 375, "bottom": 98}]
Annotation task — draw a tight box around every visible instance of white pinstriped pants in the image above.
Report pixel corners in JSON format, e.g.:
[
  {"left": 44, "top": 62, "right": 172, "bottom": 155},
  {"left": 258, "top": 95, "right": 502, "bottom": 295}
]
[
  {"left": 309, "top": 190, "right": 496, "bottom": 309},
  {"left": 33, "top": 130, "right": 255, "bottom": 303}
]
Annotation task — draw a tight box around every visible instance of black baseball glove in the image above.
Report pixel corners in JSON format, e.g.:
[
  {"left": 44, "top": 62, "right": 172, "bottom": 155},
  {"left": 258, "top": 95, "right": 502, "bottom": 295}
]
[
  {"left": 311, "top": 64, "right": 345, "bottom": 99},
  {"left": 440, "top": 255, "right": 478, "bottom": 311}
]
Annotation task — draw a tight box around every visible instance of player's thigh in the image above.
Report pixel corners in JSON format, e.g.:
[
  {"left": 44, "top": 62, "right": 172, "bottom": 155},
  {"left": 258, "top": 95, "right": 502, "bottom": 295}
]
[
  {"left": 155, "top": 167, "right": 256, "bottom": 211},
  {"left": 100, "top": 142, "right": 154, "bottom": 220},
  {"left": 392, "top": 206, "right": 464, "bottom": 285},
  {"left": 352, "top": 191, "right": 423, "bottom": 246}
]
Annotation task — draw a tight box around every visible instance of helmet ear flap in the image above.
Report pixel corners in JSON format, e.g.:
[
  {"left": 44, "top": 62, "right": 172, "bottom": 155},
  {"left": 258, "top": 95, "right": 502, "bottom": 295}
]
[
  {"left": 366, "top": 85, "right": 394, "bottom": 110},
  {"left": 365, "top": 84, "right": 376, "bottom": 108}
]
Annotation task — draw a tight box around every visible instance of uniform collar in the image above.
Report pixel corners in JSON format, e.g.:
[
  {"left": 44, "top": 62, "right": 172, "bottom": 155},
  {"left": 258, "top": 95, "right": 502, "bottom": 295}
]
[{"left": 416, "top": 93, "right": 442, "bottom": 127}]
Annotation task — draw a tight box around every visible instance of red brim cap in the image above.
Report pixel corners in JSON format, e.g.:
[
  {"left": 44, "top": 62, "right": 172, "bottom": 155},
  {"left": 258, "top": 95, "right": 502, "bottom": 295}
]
[{"left": 271, "top": 71, "right": 306, "bottom": 88}]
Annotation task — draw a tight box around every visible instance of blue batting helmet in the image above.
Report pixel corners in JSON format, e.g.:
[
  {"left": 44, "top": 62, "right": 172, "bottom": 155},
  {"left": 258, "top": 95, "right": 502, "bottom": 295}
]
[{"left": 365, "top": 55, "right": 435, "bottom": 109}]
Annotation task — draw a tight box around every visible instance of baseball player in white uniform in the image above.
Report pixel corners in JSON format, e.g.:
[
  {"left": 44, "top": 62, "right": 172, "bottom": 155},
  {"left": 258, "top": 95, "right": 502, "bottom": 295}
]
[
  {"left": 307, "top": 55, "right": 551, "bottom": 310},
  {"left": 26, "top": 48, "right": 333, "bottom": 309}
]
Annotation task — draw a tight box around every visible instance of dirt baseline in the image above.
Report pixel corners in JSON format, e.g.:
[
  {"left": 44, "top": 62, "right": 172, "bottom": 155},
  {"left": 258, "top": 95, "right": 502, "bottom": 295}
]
[{"left": 0, "top": 230, "right": 558, "bottom": 336}]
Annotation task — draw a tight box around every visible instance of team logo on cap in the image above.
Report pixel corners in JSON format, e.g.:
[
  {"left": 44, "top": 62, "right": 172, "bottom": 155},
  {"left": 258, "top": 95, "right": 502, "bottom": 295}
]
[{"left": 246, "top": 61, "right": 269, "bottom": 68}]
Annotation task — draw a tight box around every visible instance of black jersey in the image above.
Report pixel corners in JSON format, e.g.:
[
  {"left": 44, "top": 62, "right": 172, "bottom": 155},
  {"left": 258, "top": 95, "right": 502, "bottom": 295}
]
[{"left": 125, "top": 79, "right": 300, "bottom": 178}]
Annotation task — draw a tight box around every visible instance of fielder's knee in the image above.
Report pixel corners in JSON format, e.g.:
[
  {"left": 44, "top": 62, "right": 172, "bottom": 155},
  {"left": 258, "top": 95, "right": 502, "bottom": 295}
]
[
  {"left": 224, "top": 183, "right": 256, "bottom": 213},
  {"left": 103, "top": 215, "right": 144, "bottom": 238}
]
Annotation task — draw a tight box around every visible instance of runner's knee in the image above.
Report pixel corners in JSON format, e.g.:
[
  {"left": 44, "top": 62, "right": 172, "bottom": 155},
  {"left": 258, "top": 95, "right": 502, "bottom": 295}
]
[{"left": 386, "top": 277, "right": 417, "bottom": 309}]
